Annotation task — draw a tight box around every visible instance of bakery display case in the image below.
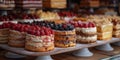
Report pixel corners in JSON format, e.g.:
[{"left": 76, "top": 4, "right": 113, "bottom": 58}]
[{"left": 0, "top": 0, "right": 120, "bottom": 60}]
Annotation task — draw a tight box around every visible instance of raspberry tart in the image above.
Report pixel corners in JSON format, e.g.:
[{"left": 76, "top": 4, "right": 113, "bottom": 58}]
[
  {"left": 25, "top": 26, "right": 54, "bottom": 52},
  {"left": 70, "top": 21, "right": 97, "bottom": 44},
  {"left": 8, "top": 24, "right": 30, "bottom": 47}
]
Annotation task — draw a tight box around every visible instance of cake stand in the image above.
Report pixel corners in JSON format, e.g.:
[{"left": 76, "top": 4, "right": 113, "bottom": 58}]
[
  {"left": 95, "top": 43, "right": 114, "bottom": 51},
  {"left": 73, "top": 48, "right": 93, "bottom": 57},
  {"left": 0, "top": 38, "right": 119, "bottom": 60},
  {"left": 36, "top": 55, "right": 53, "bottom": 60}
]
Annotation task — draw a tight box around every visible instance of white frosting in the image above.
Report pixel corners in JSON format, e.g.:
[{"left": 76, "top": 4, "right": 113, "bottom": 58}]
[
  {"left": 77, "top": 35, "right": 97, "bottom": 41},
  {"left": 76, "top": 27, "right": 96, "bottom": 33},
  {"left": 26, "top": 42, "right": 43, "bottom": 47}
]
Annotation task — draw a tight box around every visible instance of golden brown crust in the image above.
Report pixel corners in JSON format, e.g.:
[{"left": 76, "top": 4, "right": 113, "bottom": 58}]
[
  {"left": 77, "top": 39, "right": 96, "bottom": 44},
  {"left": 113, "top": 35, "right": 120, "bottom": 38},
  {"left": 55, "top": 35, "right": 76, "bottom": 41},
  {"left": 8, "top": 39, "right": 25, "bottom": 47},
  {"left": 54, "top": 29, "right": 75, "bottom": 35},
  {"left": 97, "top": 24, "right": 113, "bottom": 33},
  {"left": 55, "top": 42, "right": 76, "bottom": 48},
  {"left": 25, "top": 44, "right": 54, "bottom": 52},
  {"left": 8, "top": 43, "right": 25, "bottom": 47},
  {"left": 0, "top": 29, "right": 9, "bottom": 36}
]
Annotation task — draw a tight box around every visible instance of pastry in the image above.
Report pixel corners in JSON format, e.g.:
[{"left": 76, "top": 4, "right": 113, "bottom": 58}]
[
  {"left": 25, "top": 26, "right": 54, "bottom": 52},
  {"left": 70, "top": 21, "right": 97, "bottom": 44},
  {"left": 53, "top": 23, "right": 76, "bottom": 48},
  {"left": 8, "top": 24, "right": 30, "bottom": 47}
]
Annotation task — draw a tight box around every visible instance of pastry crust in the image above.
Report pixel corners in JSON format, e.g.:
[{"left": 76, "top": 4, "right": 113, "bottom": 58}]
[
  {"left": 55, "top": 35, "right": 76, "bottom": 40},
  {"left": 77, "top": 39, "right": 96, "bottom": 44},
  {"left": 54, "top": 29, "right": 76, "bottom": 35},
  {"left": 25, "top": 44, "right": 54, "bottom": 52},
  {"left": 55, "top": 42, "right": 76, "bottom": 48},
  {"left": 0, "top": 29, "right": 9, "bottom": 36}
]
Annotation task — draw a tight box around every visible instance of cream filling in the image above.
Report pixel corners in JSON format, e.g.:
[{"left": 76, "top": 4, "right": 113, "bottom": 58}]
[
  {"left": 77, "top": 35, "right": 97, "bottom": 41},
  {"left": 76, "top": 27, "right": 96, "bottom": 33},
  {"left": 26, "top": 34, "right": 54, "bottom": 43},
  {"left": 26, "top": 42, "right": 53, "bottom": 47},
  {"left": 9, "top": 40, "right": 25, "bottom": 44},
  {"left": 10, "top": 34, "right": 24, "bottom": 38}
]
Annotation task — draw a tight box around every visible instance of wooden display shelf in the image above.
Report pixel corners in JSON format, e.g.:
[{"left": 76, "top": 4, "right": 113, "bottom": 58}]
[{"left": 0, "top": 38, "right": 120, "bottom": 56}]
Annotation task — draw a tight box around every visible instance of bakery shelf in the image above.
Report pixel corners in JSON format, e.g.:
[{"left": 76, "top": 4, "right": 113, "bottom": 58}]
[{"left": 0, "top": 38, "right": 120, "bottom": 56}]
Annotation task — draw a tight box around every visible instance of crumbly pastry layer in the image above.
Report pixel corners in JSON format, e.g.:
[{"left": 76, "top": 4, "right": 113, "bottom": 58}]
[
  {"left": 8, "top": 39, "right": 25, "bottom": 47},
  {"left": 113, "top": 30, "right": 120, "bottom": 38},
  {"left": 113, "top": 24, "right": 120, "bottom": 30},
  {"left": 25, "top": 44, "right": 54, "bottom": 52},
  {"left": 76, "top": 27, "right": 97, "bottom": 35},
  {"left": 0, "top": 29, "right": 9, "bottom": 36},
  {"left": 25, "top": 34, "right": 54, "bottom": 52},
  {"left": 54, "top": 29, "right": 76, "bottom": 35},
  {"left": 76, "top": 35, "right": 97, "bottom": 44},
  {"left": 0, "top": 29, "right": 9, "bottom": 43},
  {"left": 8, "top": 30, "right": 26, "bottom": 47},
  {"left": 54, "top": 29, "right": 76, "bottom": 48},
  {"left": 55, "top": 35, "right": 76, "bottom": 40}
]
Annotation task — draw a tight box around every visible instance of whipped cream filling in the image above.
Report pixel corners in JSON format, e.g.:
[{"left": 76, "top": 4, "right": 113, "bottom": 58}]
[
  {"left": 26, "top": 34, "right": 54, "bottom": 43},
  {"left": 10, "top": 34, "right": 25, "bottom": 38},
  {"left": 77, "top": 35, "right": 97, "bottom": 41},
  {"left": 76, "top": 27, "right": 96, "bottom": 33},
  {"left": 26, "top": 42, "right": 53, "bottom": 47}
]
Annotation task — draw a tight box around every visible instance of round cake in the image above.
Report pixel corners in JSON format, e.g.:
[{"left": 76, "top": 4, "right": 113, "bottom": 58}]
[
  {"left": 25, "top": 26, "right": 54, "bottom": 52},
  {"left": 0, "top": 22, "right": 11, "bottom": 44},
  {"left": 8, "top": 24, "right": 30, "bottom": 47},
  {"left": 70, "top": 21, "right": 97, "bottom": 43},
  {"left": 53, "top": 24, "right": 76, "bottom": 48}
]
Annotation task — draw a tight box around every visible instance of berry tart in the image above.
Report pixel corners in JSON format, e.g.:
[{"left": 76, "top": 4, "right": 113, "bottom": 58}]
[
  {"left": 0, "top": 22, "right": 12, "bottom": 43},
  {"left": 70, "top": 21, "right": 97, "bottom": 44},
  {"left": 53, "top": 23, "right": 76, "bottom": 48},
  {"left": 8, "top": 24, "right": 30, "bottom": 47},
  {"left": 25, "top": 26, "right": 54, "bottom": 52}
]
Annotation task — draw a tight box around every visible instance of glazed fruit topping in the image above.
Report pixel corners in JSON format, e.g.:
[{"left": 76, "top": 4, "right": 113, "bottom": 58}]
[{"left": 69, "top": 21, "right": 96, "bottom": 28}]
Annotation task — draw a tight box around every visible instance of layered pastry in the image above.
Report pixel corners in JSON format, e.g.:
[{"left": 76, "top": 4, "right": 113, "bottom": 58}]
[
  {"left": 15, "top": 0, "right": 42, "bottom": 8},
  {"left": 111, "top": 17, "right": 120, "bottom": 38},
  {"left": 87, "top": 15, "right": 113, "bottom": 40},
  {"left": 0, "top": 0, "right": 15, "bottom": 9},
  {"left": 8, "top": 24, "right": 30, "bottom": 47},
  {"left": 53, "top": 23, "right": 76, "bottom": 48},
  {"left": 25, "top": 26, "right": 54, "bottom": 52},
  {"left": 70, "top": 21, "right": 97, "bottom": 43},
  {"left": 0, "top": 22, "right": 11, "bottom": 43},
  {"left": 36, "top": 10, "right": 60, "bottom": 20}
]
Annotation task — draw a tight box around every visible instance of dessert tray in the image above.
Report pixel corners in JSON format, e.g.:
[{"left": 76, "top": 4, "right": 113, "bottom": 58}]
[{"left": 0, "top": 38, "right": 120, "bottom": 60}]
